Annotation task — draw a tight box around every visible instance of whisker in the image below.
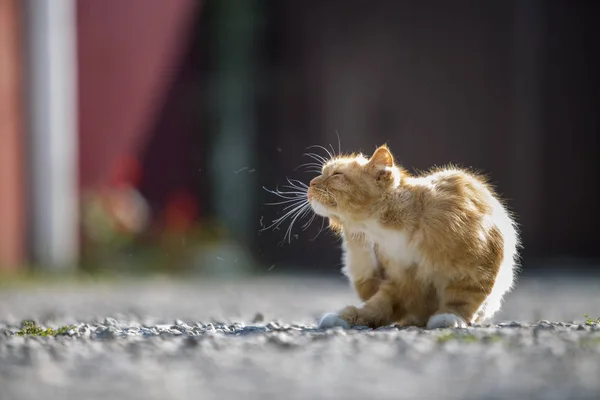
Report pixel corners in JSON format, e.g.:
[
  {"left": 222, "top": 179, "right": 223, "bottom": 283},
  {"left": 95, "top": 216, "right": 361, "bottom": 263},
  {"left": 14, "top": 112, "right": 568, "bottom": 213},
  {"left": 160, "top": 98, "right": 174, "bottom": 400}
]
[
  {"left": 310, "top": 217, "right": 327, "bottom": 241},
  {"left": 263, "top": 167, "right": 327, "bottom": 243},
  {"left": 306, "top": 145, "right": 333, "bottom": 160},
  {"left": 303, "top": 152, "right": 327, "bottom": 165},
  {"left": 295, "top": 167, "right": 322, "bottom": 175},
  {"left": 335, "top": 130, "right": 342, "bottom": 156},
  {"left": 263, "top": 186, "right": 307, "bottom": 199},
  {"left": 283, "top": 183, "right": 307, "bottom": 192},
  {"left": 282, "top": 203, "right": 312, "bottom": 243},
  {"left": 280, "top": 200, "right": 309, "bottom": 212},
  {"left": 299, "top": 162, "right": 322, "bottom": 168},
  {"left": 294, "top": 162, "right": 322, "bottom": 172},
  {"left": 297, "top": 171, "right": 321, "bottom": 176},
  {"left": 286, "top": 178, "right": 309, "bottom": 188},
  {"left": 277, "top": 205, "right": 309, "bottom": 244},
  {"left": 264, "top": 198, "right": 306, "bottom": 206},
  {"left": 263, "top": 192, "right": 304, "bottom": 201},
  {"left": 301, "top": 212, "right": 317, "bottom": 230},
  {"left": 280, "top": 186, "right": 307, "bottom": 193},
  {"left": 271, "top": 199, "right": 307, "bottom": 221},
  {"left": 265, "top": 197, "right": 306, "bottom": 212},
  {"left": 308, "top": 145, "right": 333, "bottom": 160},
  {"left": 303, "top": 150, "right": 327, "bottom": 161},
  {"left": 261, "top": 201, "right": 309, "bottom": 232}
]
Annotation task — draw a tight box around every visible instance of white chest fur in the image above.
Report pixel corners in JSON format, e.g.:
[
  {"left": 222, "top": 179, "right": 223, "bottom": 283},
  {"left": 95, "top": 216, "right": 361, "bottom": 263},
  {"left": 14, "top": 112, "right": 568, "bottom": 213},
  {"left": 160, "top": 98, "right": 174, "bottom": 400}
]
[
  {"left": 368, "top": 223, "right": 422, "bottom": 267},
  {"left": 347, "top": 221, "right": 423, "bottom": 278}
]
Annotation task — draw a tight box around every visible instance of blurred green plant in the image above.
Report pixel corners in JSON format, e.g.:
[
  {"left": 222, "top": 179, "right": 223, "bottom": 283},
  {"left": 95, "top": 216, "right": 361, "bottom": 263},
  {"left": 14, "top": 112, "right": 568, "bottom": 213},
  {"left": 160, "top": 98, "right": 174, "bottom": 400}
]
[
  {"left": 584, "top": 314, "right": 600, "bottom": 325},
  {"left": 436, "top": 331, "right": 503, "bottom": 344},
  {"left": 16, "top": 320, "right": 76, "bottom": 337},
  {"left": 80, "top": 186, "right": 256, "bottom": 277}
]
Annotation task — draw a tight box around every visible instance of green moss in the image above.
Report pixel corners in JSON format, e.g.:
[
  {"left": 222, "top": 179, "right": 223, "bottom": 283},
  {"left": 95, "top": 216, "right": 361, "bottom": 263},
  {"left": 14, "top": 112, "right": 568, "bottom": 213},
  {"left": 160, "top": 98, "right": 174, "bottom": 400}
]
[
  {"left": 55, "top": 325, "right": 77, "bottom": 335},
  {"left": 436, "top": 331, "right": 502, "bottom": 344},
  {"left": 16, "top": 320, "right": 76, "bottom": 337},
  {"left": 437, "top": 332, "right": 477, "bottom": 343},
  {"left": 584, "top": 314, "right": 600, "bottom": 325}
]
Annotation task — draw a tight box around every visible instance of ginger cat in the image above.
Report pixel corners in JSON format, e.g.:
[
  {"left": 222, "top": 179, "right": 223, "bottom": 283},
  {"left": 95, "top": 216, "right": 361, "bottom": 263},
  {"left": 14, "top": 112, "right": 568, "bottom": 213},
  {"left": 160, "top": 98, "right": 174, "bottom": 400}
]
[{"left": 300, "top": 145, "right": 520, "bottom": 329}]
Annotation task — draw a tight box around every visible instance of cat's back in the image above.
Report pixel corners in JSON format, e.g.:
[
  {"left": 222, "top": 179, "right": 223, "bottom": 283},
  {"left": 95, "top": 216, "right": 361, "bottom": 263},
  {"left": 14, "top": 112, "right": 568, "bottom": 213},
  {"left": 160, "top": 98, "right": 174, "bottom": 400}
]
[
  {"left": 417, "top": 166, "right": 498, "bottom": 216},
  {"left": 426, "top": 166, "right": 491, "bottom": 197},
  {"left": 402, "top": 167, "right": 519, "bottom": 293},
  {"left": 413, "top": 166, "right": 517, "bottom": 250}
]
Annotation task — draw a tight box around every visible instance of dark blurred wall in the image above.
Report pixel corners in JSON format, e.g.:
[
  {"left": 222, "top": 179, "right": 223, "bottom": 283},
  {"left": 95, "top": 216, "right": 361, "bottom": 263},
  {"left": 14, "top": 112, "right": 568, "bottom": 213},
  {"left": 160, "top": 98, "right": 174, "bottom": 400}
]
[
  {"left": 144, "top": 0, "right": 598, "bottom": 272},
  {"left": 541, "top": 0, "right": 599, "bottom": 259},
  {"left": 253, "top": 0, "right": 600, "bottom": 270}
]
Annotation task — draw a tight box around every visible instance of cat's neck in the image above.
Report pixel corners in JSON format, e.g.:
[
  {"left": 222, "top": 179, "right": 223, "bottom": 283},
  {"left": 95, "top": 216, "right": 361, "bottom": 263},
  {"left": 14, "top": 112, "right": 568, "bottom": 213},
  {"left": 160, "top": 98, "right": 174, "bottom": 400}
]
[{"left": 339, "top": 181, "right": 421, "bottom": 235}]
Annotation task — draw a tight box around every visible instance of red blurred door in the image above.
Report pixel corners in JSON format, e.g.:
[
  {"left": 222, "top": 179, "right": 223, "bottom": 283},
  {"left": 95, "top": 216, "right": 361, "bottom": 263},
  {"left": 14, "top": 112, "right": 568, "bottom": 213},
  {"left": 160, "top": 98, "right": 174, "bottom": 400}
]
[
  {"left": 77, "top": 0, "right": 199, "bottom": 190},
  {"left": 0, "top": 0, "right": 26, "bottom": 271}
]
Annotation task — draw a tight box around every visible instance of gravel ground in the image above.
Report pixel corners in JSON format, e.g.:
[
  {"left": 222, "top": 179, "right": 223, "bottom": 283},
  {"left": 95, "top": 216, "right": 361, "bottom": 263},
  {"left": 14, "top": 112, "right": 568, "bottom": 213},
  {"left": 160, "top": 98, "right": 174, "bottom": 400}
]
[{"left": 1, "top": 274, "right": 600, "bottom": 400}]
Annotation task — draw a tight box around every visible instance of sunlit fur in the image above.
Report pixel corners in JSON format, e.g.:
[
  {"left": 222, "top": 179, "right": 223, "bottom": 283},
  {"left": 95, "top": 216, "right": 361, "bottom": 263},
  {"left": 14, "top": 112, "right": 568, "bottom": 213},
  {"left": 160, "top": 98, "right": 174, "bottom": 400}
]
[{"left": 304, "top": 145, "right": 520, "bottom": 329}]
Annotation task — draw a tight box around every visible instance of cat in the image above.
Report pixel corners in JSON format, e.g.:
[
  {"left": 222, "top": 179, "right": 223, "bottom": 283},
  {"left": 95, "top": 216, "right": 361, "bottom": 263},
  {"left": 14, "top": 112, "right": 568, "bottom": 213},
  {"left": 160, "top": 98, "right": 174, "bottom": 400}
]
[{"left": 288, "top": 144, "right": 520, "bottom": 329}]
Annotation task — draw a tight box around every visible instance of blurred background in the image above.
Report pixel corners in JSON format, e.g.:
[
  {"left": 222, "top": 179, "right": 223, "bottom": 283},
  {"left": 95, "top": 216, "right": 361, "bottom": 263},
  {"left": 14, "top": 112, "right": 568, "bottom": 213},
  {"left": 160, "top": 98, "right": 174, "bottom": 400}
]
[{"left": 0, "top": 0, "right": 598, "bottom": 280}]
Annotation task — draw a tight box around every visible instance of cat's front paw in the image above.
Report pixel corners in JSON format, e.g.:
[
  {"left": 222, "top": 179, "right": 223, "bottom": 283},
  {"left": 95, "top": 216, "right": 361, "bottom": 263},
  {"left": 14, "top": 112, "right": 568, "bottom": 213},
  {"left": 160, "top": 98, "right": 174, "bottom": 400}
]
[
  {"left": 427, "top": 313, "right": 467, "bottom": 329},
  {"left": 318, "top": 313, "right": 350, "bottom": 329}
]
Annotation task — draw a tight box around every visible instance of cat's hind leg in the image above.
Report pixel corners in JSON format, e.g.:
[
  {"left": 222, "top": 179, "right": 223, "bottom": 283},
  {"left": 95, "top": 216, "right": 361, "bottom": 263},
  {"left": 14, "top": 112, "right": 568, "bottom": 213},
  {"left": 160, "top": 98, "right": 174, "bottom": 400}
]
[{"left": 427, "top": 275, "right": 494, "bottom": 329}]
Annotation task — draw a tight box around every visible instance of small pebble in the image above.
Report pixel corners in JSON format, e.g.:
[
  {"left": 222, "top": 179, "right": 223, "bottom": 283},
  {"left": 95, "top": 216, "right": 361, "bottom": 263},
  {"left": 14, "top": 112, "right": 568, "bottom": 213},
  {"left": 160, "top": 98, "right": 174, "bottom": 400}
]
[
  {"left": 96, "top": 327, "right": 117, "bottom": 340},
  {"left": 240, "top": 326, "right": 268, "bottom": 334},
  {"left": 353, "top": 326, "right": 372, "bottom": 331},
  {"left": 141, "top": 327, "right": 156, "bottom": 336},
  {"left": 499, "top": 322, "right": 522, "bottom": 328},
  {"left": 266, "top": 322, "right": 281, "bottom": 330}
]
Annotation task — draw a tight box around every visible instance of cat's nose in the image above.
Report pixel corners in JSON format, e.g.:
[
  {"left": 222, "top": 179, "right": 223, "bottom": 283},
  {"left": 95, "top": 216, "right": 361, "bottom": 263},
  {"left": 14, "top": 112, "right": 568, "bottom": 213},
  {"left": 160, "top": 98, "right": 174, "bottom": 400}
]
[{"left": 309, "top": 179, "right": 317, "bottom": 187}]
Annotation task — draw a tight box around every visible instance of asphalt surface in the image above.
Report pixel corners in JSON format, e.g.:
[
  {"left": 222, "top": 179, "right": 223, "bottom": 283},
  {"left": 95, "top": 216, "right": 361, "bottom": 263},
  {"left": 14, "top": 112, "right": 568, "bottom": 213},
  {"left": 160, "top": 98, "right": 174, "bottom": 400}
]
[{"left": 1, "top": 273, "right": 600, "bottom": 400}]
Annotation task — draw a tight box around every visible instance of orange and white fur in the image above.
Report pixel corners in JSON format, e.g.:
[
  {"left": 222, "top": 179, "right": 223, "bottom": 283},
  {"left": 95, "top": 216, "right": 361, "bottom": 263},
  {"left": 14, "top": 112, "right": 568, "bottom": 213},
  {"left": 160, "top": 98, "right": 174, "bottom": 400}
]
[{"left": 306, "top": 145, "right": 519, "bottom": 329}]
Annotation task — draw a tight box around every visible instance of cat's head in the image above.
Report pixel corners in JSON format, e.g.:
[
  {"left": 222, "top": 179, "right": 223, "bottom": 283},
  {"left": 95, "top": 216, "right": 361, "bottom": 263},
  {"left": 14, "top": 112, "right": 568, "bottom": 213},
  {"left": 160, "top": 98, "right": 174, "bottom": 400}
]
[{"left": 307, "top": 145, "right": 402, "bottom": 221}]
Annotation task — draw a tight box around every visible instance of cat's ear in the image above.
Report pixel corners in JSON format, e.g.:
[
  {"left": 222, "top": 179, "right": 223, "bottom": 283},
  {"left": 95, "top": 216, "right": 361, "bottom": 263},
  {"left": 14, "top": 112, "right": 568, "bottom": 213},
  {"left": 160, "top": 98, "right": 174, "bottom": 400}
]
[{"left": 368, "top": 145, "right": 394, "bottom": 169}]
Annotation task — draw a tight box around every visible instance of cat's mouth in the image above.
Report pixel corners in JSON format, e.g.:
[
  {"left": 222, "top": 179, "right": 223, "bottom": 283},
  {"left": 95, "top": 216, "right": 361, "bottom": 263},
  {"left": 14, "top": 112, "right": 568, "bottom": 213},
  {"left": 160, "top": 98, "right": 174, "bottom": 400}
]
[
  {"left": 306, "top": 187, "right": 316, "bottom": 202},
  {"left": 308, "top": 186, "right": 338, "bottom": 218},
  {"left": 309, "top": 199, "right": 331, "bottom": 217}
]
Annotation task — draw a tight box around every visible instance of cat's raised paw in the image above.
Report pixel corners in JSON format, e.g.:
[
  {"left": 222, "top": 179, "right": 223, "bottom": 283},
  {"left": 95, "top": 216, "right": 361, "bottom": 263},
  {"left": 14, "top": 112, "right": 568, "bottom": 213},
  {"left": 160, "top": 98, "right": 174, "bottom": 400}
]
[
  {"left": 318, "top": 313, "right": 350, "bottom": 329},
  {"left": 427, "top": 313, "right": 467, "bottom": 329}
]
